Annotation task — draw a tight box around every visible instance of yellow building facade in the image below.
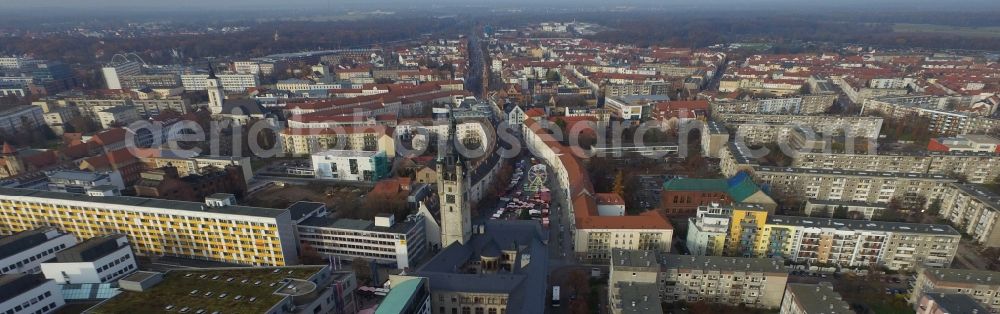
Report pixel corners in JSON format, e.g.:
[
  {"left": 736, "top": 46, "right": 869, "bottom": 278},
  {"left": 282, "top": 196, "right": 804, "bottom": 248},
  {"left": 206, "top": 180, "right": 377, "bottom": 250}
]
[{"left": 0, "top": 188, "right": 297, "bottom": 266}]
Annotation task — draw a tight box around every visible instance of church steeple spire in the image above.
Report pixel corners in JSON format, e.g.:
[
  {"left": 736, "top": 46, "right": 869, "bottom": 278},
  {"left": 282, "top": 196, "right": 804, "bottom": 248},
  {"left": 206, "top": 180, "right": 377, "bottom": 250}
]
[{"left": 207, "top": 64, "right": 218, "bottom": 80}]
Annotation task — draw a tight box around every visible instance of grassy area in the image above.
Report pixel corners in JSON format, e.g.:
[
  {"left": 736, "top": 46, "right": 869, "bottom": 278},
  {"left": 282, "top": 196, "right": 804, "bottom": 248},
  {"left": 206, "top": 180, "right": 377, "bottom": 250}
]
[
  {"left": 90, "top": 266, "right": 325, "bottom": 314},
  {"left": 893, "top": 23, "right": 1000, "bottom": 38},
  {"left": 244, "top": 183, "right": 365, "bottom": 212}
]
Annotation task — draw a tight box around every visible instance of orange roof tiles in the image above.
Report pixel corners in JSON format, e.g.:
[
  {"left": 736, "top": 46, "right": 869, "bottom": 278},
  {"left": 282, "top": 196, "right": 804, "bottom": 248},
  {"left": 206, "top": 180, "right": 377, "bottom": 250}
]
[{"left": 524, "top": 118, "right": 672, "bottom": 230}]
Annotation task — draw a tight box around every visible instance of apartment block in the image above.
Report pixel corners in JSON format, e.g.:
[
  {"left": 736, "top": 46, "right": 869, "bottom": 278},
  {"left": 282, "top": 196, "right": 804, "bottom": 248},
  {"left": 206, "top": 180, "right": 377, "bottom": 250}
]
[
  {"left": 751, "top": 166, "right": 955, "bottom": 208},
  {"left": 915, "top": 292, "right": 990, "bottom": 314},
  {"left": 701, "top": 120, "right": 730, "bottom": 158},
  {"left": 715, "top": 113, "right": 883, "bottom": 141},
  {"left": 279, "top": 127, "right": 396, "bottom": 156},
  {"left": 803, "top": 199, "right": 886, "bottom": 220},
  {"left": 686, "top": 206, "right": 960, "bottom": 271},
  {"left": 0, "top": 106, "right": 45, "bottom": 136},
  {"left": 609, "top": 249, "right": 789, "bottom": 309},
  {"left": 910, "top": 268, "right": 1000, "bottom": 313},
  {"left": 792, "top": 151, "right": 1000, "bottom": 184},
  {"left": 710, "top": 95, "right": 837, "bottom": 115},
  {"left": 862, "top": 95, "right": 1000, "bottom": 136},
  {"left": 939, "top": 183, "right": 1000, "bottom": 247},
  {"left": 779, "top": 282, "right": 852, "bottom": 314},
  {"left": 0, "top": 187, "right": 298, "bottom": 266},
  {"left": 180, "top": 73, "right": 259, "bottom": 92}
]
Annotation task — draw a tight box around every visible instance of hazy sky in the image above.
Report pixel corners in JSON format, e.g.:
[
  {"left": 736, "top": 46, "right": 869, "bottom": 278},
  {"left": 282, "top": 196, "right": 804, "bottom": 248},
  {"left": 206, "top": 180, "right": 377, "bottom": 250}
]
[{"left": 6, "top": 0, "right": 1000, "bottom": 12}]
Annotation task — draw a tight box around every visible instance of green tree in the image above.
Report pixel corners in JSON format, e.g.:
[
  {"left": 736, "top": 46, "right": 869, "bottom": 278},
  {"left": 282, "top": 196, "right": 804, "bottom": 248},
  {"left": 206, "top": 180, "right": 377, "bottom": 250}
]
[
  {"left": 545, "top": 70, "right": 561, "bottom": 82},
  {"left": 833, "top": 205, "right": 849, "bottom": 219},
  {"left": 927, "top": 198, "right": 942, "bottom": 216}
]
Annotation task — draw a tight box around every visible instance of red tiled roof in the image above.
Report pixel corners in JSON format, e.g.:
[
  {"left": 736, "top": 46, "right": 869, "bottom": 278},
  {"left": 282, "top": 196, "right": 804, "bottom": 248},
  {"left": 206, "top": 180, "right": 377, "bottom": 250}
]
[{"left": 524, "top": 118, "right": 672, "bottom": 230}]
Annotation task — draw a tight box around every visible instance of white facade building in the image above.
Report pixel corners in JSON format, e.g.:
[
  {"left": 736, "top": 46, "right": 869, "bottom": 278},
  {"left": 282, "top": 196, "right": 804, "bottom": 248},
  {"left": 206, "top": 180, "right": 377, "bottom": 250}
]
[
  {"left": 310, "top": 150, "right": 389, "bottom": 182},
  {"left": 96, "top": 106, "right": 139, "bottom": 129},
  {"left": 0, "top": 228, "right": 77, "bottom": 275},
  {"left": 101, "top": 61, "right": 142, "bottom": 90},
  {"left": 40, "top": 234, "right": 136, "bottom": 284},
  {"left": 296, "top": 214, "right": 428, "bottom": 269},
  {"left": 0, "top": 274, "right": 65, "bottom": 314},
  {"left": 180, "top": 74, "right": 258, "bottom": 92}
]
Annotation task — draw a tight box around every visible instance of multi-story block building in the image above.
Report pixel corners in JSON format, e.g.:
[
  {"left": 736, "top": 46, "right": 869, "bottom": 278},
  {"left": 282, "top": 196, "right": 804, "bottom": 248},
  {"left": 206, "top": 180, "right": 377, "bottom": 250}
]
[
  {"left": 914, "top": 292, "right": 990, "bottom": 314},
  {"left": 39, "top": 234, "right": 136, "bottom": 284},
  {"left": 792, "top": 150, "right": 1000, "bottom": 184},
  {"left": 939, "top": 183, "right": 1000, "bottom": 247},
  {"left": 929, "top": 134, "right": 1000, "bottom": 153},
  {"left": 862, "top": 95, "right": 1000, "bottom": 136},
  {"left": 710, "top": 95, "right": 837, "bottom": 115},
  {"left": 686, "top": 203, "right": 742, "bottom": 256},
  {"left": 802, "top": 199, "right": 885, "bottom": 220},
  {"left": 700, "top": 120, "right": 730, "bottom": 158},
  {"left": 604, "top": 95, "right": 669, "bottom": 121},
  {"left": 779, "top": 282, "right": 852, "bottom": 314},
  {"left": 910, "top": 268, "right": 1000, "bottom": 313},
  {"left": 96, "top": 106, "right": 139, "bottom": 129},
  {"left": 609, "top": 249, "right": 789, "bottom": 309},
  {"left": 0, "top": 188, "right": 298, "bottom": 266},
  {"left": 296, "top": 214, "right": 427, "bottom": 269},
  {"left": 280, "top": 126, "right": 396, "bottom": 156},
  {"left": 687, "top": 206, "right": 960, "bottom": 271},
  {"left": 0, "top": 227, "right": 77, "bottom": 275},
  {"left": 715, "top": 113, "right": 883, "bottom": 142},
  {"left": 0, "top": 274, "right": 65, "bottom": 314},
  {"left": 46, "top": 170, "right": 125, "bottom": 195},
  {"left": 86, "top": 265, "right": 357, "bottom": 314},
  {"left": 119, "top": 74, "right": 181, "bottom": 90},
  {"left": 310, "top": 149, "right": 390, "bottom": 182},
  {"left": 0, "top": 106, "right": 45, "bottom": 136},
  {"left": 232, "top": 60, "right": 276, "bottom": 76},
  {"left": 180, "top": 73, "right": 259, "bottom": 92},
  {"left": 138, "top": 153, "right": 253, "bottom": 185},
  {"left": 101, "top": 60, "right": 142, "bottom": 90},
  {"left": 751, "top": 166, "right": 956, "bottom": 208}
]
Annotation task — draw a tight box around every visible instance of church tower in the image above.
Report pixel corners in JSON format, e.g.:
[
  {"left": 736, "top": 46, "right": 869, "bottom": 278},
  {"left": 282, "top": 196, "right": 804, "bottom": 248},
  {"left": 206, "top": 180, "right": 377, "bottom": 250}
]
[
  {"left": 437, "top": 113, "right": 472, "bottom": 246},
  {"left": 206, "top": 65, "right": 225, "bottom": 114}
]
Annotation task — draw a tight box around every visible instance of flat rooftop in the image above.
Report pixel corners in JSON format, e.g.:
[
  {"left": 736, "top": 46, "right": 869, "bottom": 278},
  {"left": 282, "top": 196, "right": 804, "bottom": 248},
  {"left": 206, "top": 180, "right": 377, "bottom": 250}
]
[
  {"left": 0, "top": 227, "right": 60, "bottom": 260},
  {"left": 660, "top": 254, "right": 787, "bottom": 274},
  {"left": 47, "top": 170, "right": 109, "bottom": 182},
  {"left": 951, "top": 183, "right": 1000, "bottom": 210},
  {"left": 53, "top": 234, "right": 125, "bottom": 263},
  {"left": 0, "top": 187, "right": 286, "bottom": 218},
  {"left": 768, "top": 215, "right": 960, "bottom": 236},
  {"left": 923, "top": 292, "right": 990, "bottom": 313},
  {"left": 0, "top": 274, "right": 49, "bottom": 303},
  {"left": 611, "top": 249, "right": 659, "bottom": 269},
  {"left": 754, "top": 166, "right": 955, "bottom": 181},
  {"left": 298, "top": 216, "right": 416, "bottom": 234},
  {"left": 615, "top": 283, "right": 662, "bottom": 314},
  {"left": 786, "top": 283, "right": 852, "bottom": 314},
  {"left": 312, "top": 149, "right": 379, "bottom": 158},
  {"left": 924, "top": 268, "right": 1000, "bottom": 286},
  {"left": 86, "top": 266, "right": 326, "bottom": 314}
]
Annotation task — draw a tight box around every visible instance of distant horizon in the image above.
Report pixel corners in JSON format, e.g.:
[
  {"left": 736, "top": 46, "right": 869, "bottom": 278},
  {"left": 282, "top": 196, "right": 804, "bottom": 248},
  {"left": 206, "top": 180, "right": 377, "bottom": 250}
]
[{"left": 6, "top": 0, "right": 1000, "bottom": 15}]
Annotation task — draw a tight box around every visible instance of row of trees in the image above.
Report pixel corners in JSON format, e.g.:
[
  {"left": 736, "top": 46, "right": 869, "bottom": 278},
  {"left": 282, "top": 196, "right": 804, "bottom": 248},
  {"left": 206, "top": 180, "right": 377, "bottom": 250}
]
[{"left": 0, "top": 17, "right": 469, "bottom": 65}]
